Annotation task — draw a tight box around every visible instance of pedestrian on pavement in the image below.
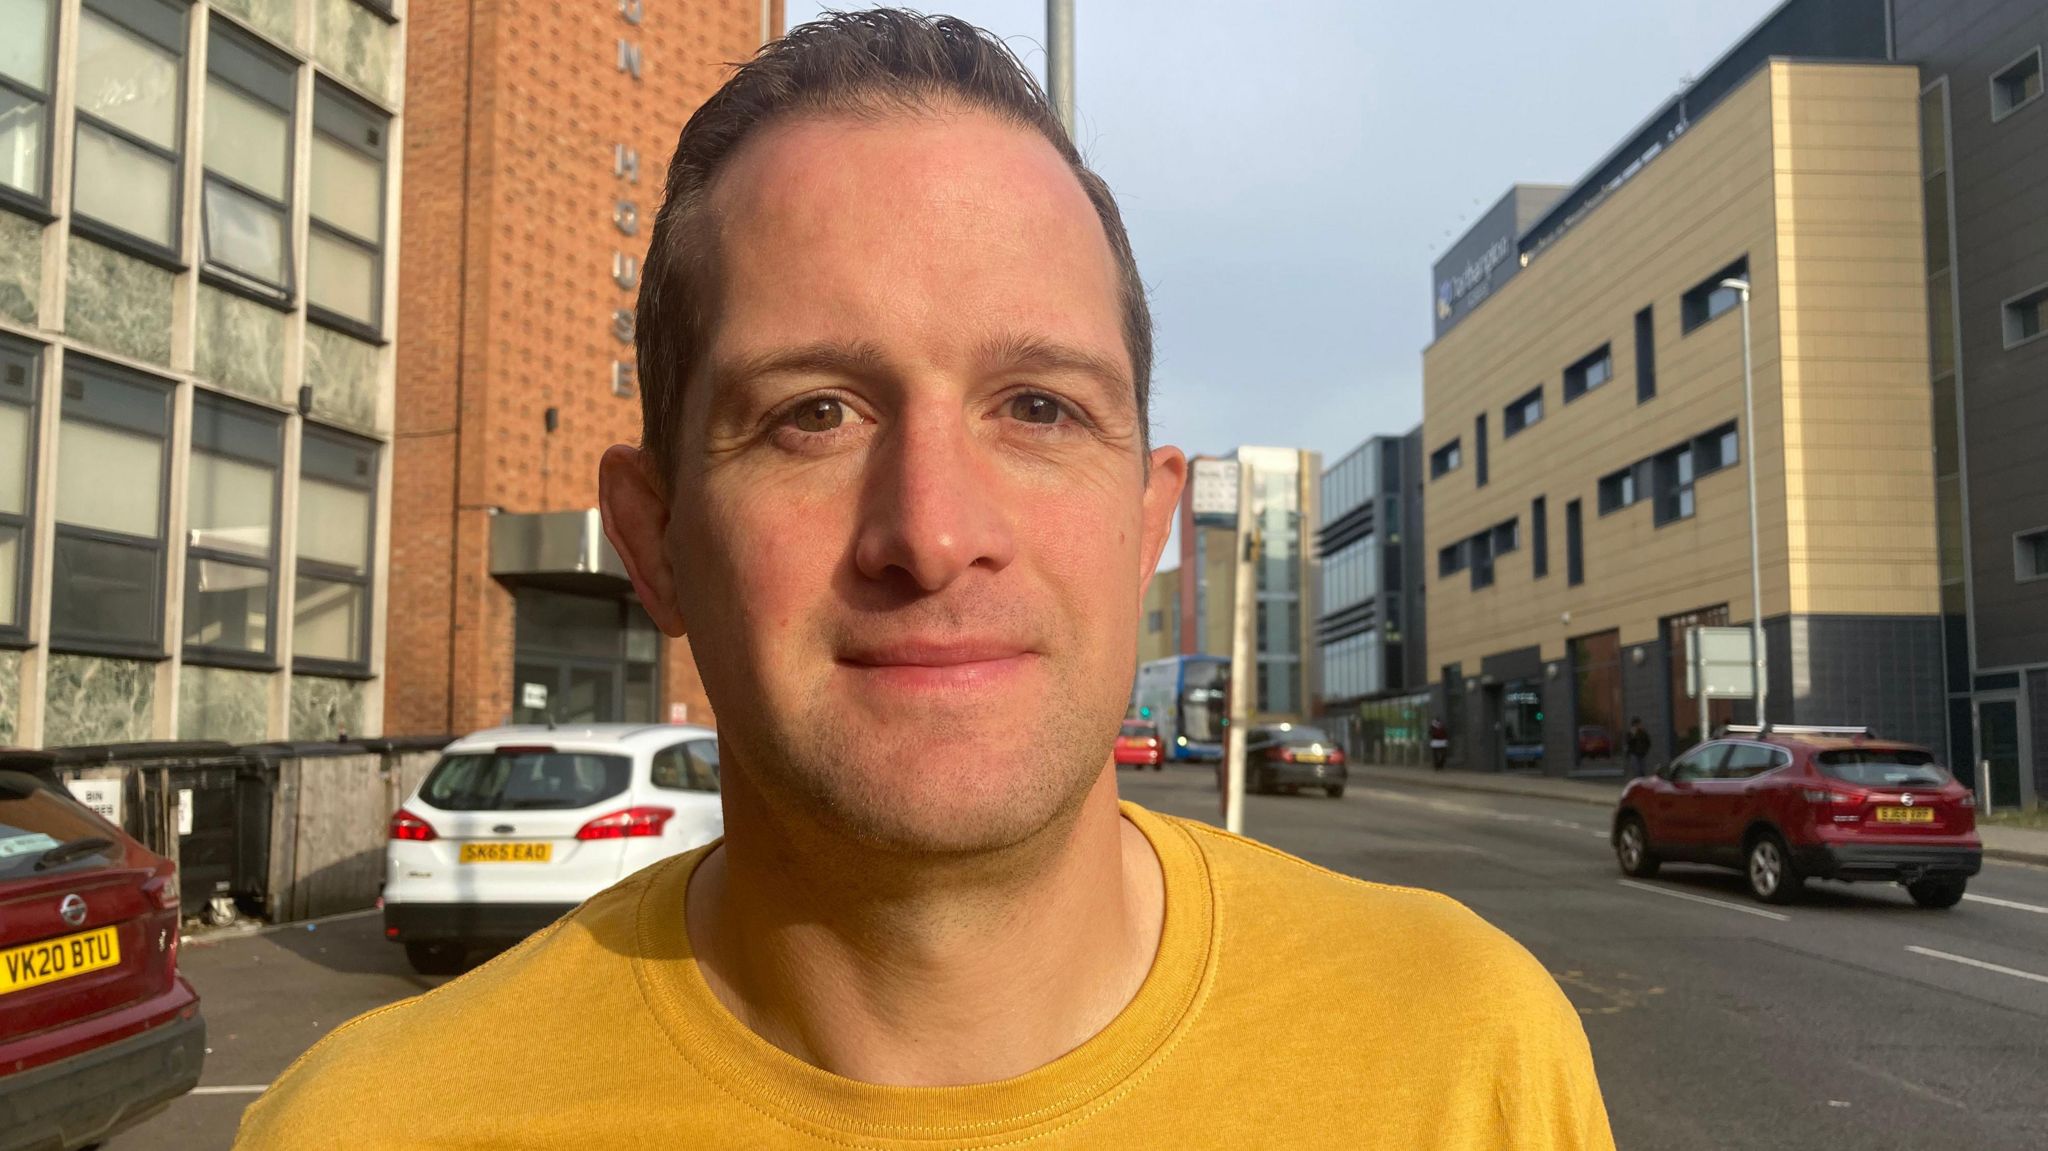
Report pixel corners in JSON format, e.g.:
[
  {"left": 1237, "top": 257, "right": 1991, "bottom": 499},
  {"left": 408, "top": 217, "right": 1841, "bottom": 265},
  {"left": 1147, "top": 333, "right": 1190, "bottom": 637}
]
[
  {"left": 1625, "top": 717, "right": 1653, "bottom": 779},
  {"left": 236, "top": 13, "right": 1612, "bottom": 1150},
  {"left": 1430, "top": 716, "right": 1451, "bottom": 771}
]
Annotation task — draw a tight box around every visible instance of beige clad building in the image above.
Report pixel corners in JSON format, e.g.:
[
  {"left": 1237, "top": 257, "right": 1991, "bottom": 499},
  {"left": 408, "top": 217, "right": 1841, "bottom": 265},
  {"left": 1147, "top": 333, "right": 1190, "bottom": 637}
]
[{"left": 1424, "top": 42, "right": 1945, "bottom": 774}]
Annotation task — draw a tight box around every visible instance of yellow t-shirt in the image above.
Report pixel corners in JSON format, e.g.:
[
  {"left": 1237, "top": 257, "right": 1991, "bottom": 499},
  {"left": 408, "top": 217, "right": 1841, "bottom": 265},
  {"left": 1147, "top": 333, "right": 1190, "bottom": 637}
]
[{"left": 236, "top": 803, "right": 1614, "bottom": 1149}]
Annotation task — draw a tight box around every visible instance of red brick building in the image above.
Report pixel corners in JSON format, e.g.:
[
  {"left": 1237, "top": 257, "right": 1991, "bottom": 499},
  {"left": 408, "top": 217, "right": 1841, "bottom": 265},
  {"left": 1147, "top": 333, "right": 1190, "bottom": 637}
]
[{"left": 386, "top": 0, "right": 784, "bottom": 736}]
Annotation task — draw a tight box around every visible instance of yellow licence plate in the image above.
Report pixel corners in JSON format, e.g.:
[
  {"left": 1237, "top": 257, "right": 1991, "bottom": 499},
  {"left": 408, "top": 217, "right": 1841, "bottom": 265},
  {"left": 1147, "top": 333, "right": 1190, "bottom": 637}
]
[
  {"left": 459, "top": 841, "right": 552, "bottom": 863},
  {"left": 1, "top": 926, "right": 121, "bottom": 996},
  {"left": 1876, "top": 807, "right": 1935, "bottom": 824},
  {"left": 1295, "top": 753, "right": 1326, "bottom": 764}
]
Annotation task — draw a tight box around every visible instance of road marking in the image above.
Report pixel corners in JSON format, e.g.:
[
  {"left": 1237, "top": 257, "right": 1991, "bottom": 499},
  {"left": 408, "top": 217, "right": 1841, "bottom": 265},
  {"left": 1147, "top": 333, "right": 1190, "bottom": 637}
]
[
  {"left": 1962, "top": 893, "right": 2048, "bottom": 915},
  {"left": 1617, "top": 879, "right": 1790, "bottom": 921},
  {"left": 1591, "top": 830, "right": 1611, "bottom": 839},
  {"left": 1905, "top": 946, "right": 2048, "bottom": 986},
  {"left": 190, "top": 1085, "right": 270, "bottom": 1096}
]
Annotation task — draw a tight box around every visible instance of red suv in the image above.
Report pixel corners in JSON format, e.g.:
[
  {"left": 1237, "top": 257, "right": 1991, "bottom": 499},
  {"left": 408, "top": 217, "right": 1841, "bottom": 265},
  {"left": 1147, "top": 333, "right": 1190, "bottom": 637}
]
[
  {"left": 1611, "top": 727, "right": 1980, "bottom": 907},
  {"left": 1, "top": 767, "right": 206, "bottom": 1149}
]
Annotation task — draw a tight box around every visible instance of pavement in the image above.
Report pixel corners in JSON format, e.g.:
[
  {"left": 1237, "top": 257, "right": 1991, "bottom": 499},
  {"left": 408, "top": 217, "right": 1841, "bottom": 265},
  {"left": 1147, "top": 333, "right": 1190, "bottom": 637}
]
[
  {"left": 107, "top": 764, "right": 2048, "bottom": 1150},
  {"left": 1348, "top": 761, "right": 2048, "bottom": 865}
]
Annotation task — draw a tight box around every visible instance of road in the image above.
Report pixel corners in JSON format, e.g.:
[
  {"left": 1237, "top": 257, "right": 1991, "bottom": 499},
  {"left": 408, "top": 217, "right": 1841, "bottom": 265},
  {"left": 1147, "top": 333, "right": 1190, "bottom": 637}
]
[{"left": 113, "top": 765, "right": 2048, "bottom": 1149}]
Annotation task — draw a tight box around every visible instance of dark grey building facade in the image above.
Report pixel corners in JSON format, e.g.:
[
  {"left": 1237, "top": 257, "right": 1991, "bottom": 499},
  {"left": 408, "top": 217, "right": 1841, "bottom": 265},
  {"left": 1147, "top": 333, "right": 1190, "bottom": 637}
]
[
  {"left": 1314, "top": 429, "right": 1427, "bottom": 739},
  {"left": 1894, "top": 0, "right": 2048, "bottom": 810}
]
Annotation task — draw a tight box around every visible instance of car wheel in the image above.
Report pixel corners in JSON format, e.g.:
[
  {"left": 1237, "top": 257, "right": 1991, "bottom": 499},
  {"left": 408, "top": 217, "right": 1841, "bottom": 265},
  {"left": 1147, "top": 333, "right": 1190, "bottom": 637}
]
[
  {"left": 1615, "top": 815, "right": 1660, "bottom": 878},
  {"left": 1325, "top": 785, "right": 1344, "bottom": 799},
  {"left": 1153, "top": 761, "right": 1164, "bottom": 771},
  {"left": 405, "top": 941, "right": 468, "bottom": 976},
  {"left": 1745, "top": 832, "right": 1802, "bottom": 904},
  {"left": 1906, "top": 877, "right": 1966, "bottom": 909}
]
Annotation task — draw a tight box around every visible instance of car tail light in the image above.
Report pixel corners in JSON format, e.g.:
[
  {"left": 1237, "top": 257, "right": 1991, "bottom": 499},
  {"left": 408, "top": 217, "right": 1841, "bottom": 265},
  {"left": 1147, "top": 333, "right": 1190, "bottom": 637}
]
[
  {"left": 576, "top": 806, "right": 675, "bottom": 840},
  {"left": 389, "top": 808, "right": 439, "bottom": 841},
  {"left": 1329, "top": 749, "right": 1346, "bottom": 763},
  {"left": 1959, "top": 792, "right": 1976, "bottom": 809},
  {"left": 143, "top": 862, "right": 179, "bottom": 913},
  {"left": 1147, "top": 738, "right": 1159, "bottom": 749}
]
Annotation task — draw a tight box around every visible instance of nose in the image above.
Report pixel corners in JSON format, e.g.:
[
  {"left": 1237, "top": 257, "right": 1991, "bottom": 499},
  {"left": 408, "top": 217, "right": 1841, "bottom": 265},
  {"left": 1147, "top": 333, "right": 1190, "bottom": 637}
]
[{"left": 853, "top": 401, "right": 1015, "bottom": 592}]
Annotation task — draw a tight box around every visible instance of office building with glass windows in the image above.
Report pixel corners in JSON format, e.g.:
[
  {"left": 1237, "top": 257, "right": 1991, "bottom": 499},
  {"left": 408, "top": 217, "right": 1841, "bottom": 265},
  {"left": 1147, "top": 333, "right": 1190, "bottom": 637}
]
[
  {"left": 1173, "top": 446, "right": 1319, "bottom": 722},
  {"left": 0, "top": 0, "right": 402, "bottom": 747},
  {"left": 1423, "top": 0, "right": 1950, "bottom": 778}
]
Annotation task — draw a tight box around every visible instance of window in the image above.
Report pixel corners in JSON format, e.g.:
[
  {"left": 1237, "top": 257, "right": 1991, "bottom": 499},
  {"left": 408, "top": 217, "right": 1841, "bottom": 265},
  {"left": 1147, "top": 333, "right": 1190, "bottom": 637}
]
[
  {"left": 184, "top": 394, "right": 284, "bottom": 663},
  {"left": 1720, "top": 743, "right": 1788, "bottom": 780},
  {"left": 1682, "top": 258, "right": 1748, "bottom": 333},
  {"left": 309, "top": 80, "right": 389, "bottom": 337},
  {"left": 202, "top": 25, "right": 296, "bottom": 302},
  {"left": 1504, "top": 387, "right": 1542, "bottom": 438},
  {"left": 1438, "top": 541, "right": 1466, "bottom": 578},
  {"left": 1653, "top": 444, "right": 1697, "bottom": 525},
  {"left": 1634, "top": 306, "right": 1656, "bottom": 402},
  {"left": 1565, "top": 499, "right": 1584, "bottom": 586},
  {"left": 1429, "top": 438, "right": 1461, "bottom": 479},
  {"left": 1474, "top": 413, "right": 1488, "bottom": 487},
  {"left": 1147, "top": 609, "right": 1164, "bottom": 634},
  {"left": 1990, "top": 47, "right": 2042, "bottom": 122},
  {"left": 651, "top": 740, "right": 721, "bottom": 793},
  {"left": 2017, "top": 528, "right": 2048, "bottom": 582},
  {"left": 0, "top": 337, "right": 38, "bottom": 638},
  {"left": 51, "top": 359, "right": 172, "bottom": 653},
  {"left": 1531, "top": 496, "right": 1548, "bottom": 579},
  {"left": 71, "top": 0, "right": 188, "bottom": 257},
  {"left": 1469, "top": 531, "right": 1494, "bottom": 590},
  {"left": 1562, "top": 344, "right": 1612, "bottom": 402},
  {"left": 1669, "top": 743, "right": 1727, "bottom": 783},
  {"left": 1491, "top": 519, "right": 1519, "bottom": 556},
  {"left": 1597, "top": 466, "right": 1638, "bottom": 515},
  {"left": 295, "top": 428, "right": 378, "bottom": 673},
  {"left": 2003, "top": 282, "right": 2047, "bottom": 349},
  {"left": 0, "top": 0, "right": 57, "bottom": 208}
]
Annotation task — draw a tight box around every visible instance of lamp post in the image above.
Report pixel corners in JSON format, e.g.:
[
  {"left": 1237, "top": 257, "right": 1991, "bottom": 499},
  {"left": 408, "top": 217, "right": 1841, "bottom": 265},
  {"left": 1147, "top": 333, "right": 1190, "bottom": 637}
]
[
  {"left": 1721, "top": 277, "right": 1767, "bottom": 729},
  {"left": 1047, "top": 0, "right": 1075, "bottom": 138}
]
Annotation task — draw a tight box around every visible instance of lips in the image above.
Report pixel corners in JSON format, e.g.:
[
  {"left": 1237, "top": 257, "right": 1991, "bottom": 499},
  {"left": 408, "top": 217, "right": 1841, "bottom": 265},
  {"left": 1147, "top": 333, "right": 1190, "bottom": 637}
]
[{"left": 835, "top": 638, "right": 1040, "bottom": 692}]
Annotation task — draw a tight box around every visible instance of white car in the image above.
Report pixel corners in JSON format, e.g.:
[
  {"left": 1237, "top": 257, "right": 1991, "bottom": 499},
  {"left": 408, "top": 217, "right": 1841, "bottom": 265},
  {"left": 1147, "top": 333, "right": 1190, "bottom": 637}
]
[{"left": 382, "top": 723, "right": 724, "bottom": 974}]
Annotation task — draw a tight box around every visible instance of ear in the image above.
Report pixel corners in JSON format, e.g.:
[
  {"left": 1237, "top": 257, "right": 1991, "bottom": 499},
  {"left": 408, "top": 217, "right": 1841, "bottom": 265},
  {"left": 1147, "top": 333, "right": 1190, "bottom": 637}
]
[
  {"left": 599, "top": 444, "right": 689, "bottom": 638},
  {"left": 1138, "top": 446, "right": 1187, "bottom": 598}
]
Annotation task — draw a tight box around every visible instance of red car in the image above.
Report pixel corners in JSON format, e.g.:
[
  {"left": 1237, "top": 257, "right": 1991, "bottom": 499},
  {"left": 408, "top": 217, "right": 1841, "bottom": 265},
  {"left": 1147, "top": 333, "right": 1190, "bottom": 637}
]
[
  {"left": 1611, "top": 727, "right": 1979, "bottom": 907},
  {"left": 1, "top": 766, "right": 206, "bottom": 1149},
  {"left": 1114, "top": 721, "right": 1163, "bottom": 769}
]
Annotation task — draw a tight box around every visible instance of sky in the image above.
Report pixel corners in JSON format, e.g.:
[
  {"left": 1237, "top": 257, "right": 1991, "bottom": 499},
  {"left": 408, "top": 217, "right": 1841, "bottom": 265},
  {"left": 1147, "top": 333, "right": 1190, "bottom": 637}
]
[{"left": 789, "top": 1, "right": 1788, "bottom": 561}]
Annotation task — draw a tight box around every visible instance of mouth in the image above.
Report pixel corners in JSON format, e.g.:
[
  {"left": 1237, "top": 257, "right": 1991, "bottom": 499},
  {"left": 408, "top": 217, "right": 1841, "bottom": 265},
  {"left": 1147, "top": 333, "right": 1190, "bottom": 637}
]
[{"left": 835, "top": 640, "right": 1040, "bottom": 692}]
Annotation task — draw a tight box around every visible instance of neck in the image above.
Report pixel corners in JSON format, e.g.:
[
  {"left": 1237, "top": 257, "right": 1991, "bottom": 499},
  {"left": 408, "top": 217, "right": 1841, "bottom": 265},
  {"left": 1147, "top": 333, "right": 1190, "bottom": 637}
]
[{"left": 686, "top": 768, "right": 1165, "bottom": 1086}]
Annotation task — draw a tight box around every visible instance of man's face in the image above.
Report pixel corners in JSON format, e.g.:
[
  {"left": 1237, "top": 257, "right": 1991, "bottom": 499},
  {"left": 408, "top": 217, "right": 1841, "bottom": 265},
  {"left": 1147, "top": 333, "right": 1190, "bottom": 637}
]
[{"left": 630, "top": 109, "right": 1183, "bottom": 853}]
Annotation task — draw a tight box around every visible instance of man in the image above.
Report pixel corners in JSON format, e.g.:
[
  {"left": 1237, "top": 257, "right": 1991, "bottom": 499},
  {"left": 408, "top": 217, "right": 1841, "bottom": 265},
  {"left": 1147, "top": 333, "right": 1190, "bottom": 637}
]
[
  {"left": 1626, "top": 717, "right": 1653, "bottom": 779},
  {"left": 237, "top": 12, "right": 1612, "bottom": 1148},
  {"left": 1430, "top": 715, "right": 1451, "bottom": 771}
]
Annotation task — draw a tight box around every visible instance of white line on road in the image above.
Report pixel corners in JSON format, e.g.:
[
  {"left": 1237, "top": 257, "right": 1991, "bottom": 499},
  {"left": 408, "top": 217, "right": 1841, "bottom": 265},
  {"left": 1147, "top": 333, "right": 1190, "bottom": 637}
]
[
  {"left": 1961, "top": 893, "right": 2048, "bottom": 915},
  {"left": 1905, "top": 946, "right": 2048, "bottom": 986},
  {"left": 189, "top": 1085, "right": 270, "bottom": 1096},
  {"left": 1617, "top": 879, "right": 1790, "bottom": 921}
]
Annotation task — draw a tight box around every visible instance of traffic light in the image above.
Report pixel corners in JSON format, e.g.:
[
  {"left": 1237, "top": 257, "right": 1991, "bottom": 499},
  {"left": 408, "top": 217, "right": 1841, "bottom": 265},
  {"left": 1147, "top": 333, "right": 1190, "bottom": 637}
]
[{"left": 1139, "top": 705, "right": 1152, "bottom": 718}]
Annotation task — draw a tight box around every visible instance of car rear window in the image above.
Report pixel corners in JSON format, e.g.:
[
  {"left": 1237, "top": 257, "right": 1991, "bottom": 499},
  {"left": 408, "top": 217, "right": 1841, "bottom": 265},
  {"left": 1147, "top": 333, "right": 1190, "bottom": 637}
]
[
  {"left": 1120, "top": 724, "right": 1154, "bottom": 738},
  {"left": 419, "top": 751, "right": 631, "bottom": 811},
  {"left": 0, "top": 772, "right": 121, "bottom": 881},
  {"left": 1816, "top": 749, "right": 1949, "bottom": 788},
  {"left": 1283, "top": 726, "right": 1333, "bottom": 744}
]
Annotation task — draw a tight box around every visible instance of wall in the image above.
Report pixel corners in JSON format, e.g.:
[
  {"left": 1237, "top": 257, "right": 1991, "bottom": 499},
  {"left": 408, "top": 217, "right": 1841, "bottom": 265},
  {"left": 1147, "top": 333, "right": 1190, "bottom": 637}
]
[
  {"left": 385, "top": 0, "right": 770, "bottom": 736},
  {"left": 1423, "top": 62, "right": 1936, "bottom": 682}
]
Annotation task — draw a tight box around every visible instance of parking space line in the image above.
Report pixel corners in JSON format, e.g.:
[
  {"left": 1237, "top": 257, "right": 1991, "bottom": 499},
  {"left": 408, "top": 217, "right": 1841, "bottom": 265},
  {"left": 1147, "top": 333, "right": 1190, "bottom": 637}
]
[
  {"left": 190, "top": 1085, "right": 270, "bottom": 1096},
  {"left": 1617, "top": 879, "right": 1790, "bottom": 921},
  {"left": 1961, "top": 893, "right": 2048, "bottom": 916},
  {"left": 1905, "top": 946, "right": 2048, "bottom": 986}
]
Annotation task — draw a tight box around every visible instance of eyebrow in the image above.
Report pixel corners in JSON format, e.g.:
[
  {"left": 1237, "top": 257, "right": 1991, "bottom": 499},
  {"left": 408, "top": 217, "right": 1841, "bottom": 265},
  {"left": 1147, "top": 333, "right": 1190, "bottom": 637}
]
[
  {"left": 975, "top": 333, "right": 1133, "bottom": 402},
  {"left": 708, "top": 340, "right": 892, "bottom": 394}
]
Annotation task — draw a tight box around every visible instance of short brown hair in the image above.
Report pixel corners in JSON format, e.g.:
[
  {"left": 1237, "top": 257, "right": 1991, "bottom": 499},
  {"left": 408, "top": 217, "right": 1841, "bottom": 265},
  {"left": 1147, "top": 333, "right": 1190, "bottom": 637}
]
[{"left": 634, "top": 9, "right": 1152, "bottom": 483}]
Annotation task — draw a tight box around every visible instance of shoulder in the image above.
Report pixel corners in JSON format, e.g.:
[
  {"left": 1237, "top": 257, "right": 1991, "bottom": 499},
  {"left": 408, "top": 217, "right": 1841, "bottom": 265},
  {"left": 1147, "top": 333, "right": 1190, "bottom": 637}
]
[{"left": 232, "top": 861, "right": 675, "bottom": 1150}]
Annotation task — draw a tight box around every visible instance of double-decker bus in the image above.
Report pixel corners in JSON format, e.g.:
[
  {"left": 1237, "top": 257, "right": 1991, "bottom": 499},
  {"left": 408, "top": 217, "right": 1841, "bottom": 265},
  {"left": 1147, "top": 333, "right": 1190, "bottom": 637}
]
[{"left": 1131, "top": 655, "right": 1229, "bottom": 761}]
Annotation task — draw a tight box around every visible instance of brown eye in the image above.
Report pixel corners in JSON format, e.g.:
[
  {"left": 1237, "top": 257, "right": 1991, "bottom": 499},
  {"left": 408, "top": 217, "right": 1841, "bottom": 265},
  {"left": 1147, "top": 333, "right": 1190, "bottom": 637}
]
[
  {"left": 791, "top": 398, "right": 849, "bottom": 433},
  {"left": 1009, "top": 394, "right": 1063, "bottom": 425}
]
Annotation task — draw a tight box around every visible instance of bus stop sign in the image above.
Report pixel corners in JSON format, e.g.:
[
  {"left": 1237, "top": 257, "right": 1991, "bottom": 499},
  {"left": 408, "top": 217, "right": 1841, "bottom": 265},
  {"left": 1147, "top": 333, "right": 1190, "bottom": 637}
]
[{"left": 1190, "top": 459, "right": 1240, "bottom": 527}]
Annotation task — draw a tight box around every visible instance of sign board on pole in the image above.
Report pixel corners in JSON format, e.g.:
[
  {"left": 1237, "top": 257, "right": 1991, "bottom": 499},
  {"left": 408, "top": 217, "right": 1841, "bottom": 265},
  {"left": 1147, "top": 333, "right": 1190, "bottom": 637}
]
[
  {"left": 668, "top": 702, "right": 689, "bottom": 724},
  {"left": 1189, "top": 459, "right": 1241, "bottom": 528},
  {"left": 1686, "top": 626, "right": 1756, "bottom": 698},
  {"left": 520, "top": 682, "right": 549, "bottom": 711},
  {"left": 176, "top": 788, "right": 195, "bottom": 837},
  {"left": 66, "top": 779, "right": 122, "bottom": 827}
]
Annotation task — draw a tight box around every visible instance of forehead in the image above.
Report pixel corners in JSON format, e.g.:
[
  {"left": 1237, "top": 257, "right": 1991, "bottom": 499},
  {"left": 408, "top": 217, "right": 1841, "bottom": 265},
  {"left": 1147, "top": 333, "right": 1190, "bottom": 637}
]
[{"left": 699, "top": 108, "right": 1127, "bottom": 368}]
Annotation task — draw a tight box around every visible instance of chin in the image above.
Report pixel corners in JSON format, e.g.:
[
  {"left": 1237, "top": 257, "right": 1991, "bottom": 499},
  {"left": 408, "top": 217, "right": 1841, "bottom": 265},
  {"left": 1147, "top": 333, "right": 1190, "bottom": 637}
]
[{"left": 780, "top": 725, "right": 1107, "bottom": 855}]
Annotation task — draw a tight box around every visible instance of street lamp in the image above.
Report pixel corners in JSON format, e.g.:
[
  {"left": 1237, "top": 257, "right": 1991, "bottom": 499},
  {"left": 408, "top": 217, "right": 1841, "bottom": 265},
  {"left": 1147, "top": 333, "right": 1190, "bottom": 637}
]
[{"left": 1721, "top": 277, "right": 1767, "bottom": 730}]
